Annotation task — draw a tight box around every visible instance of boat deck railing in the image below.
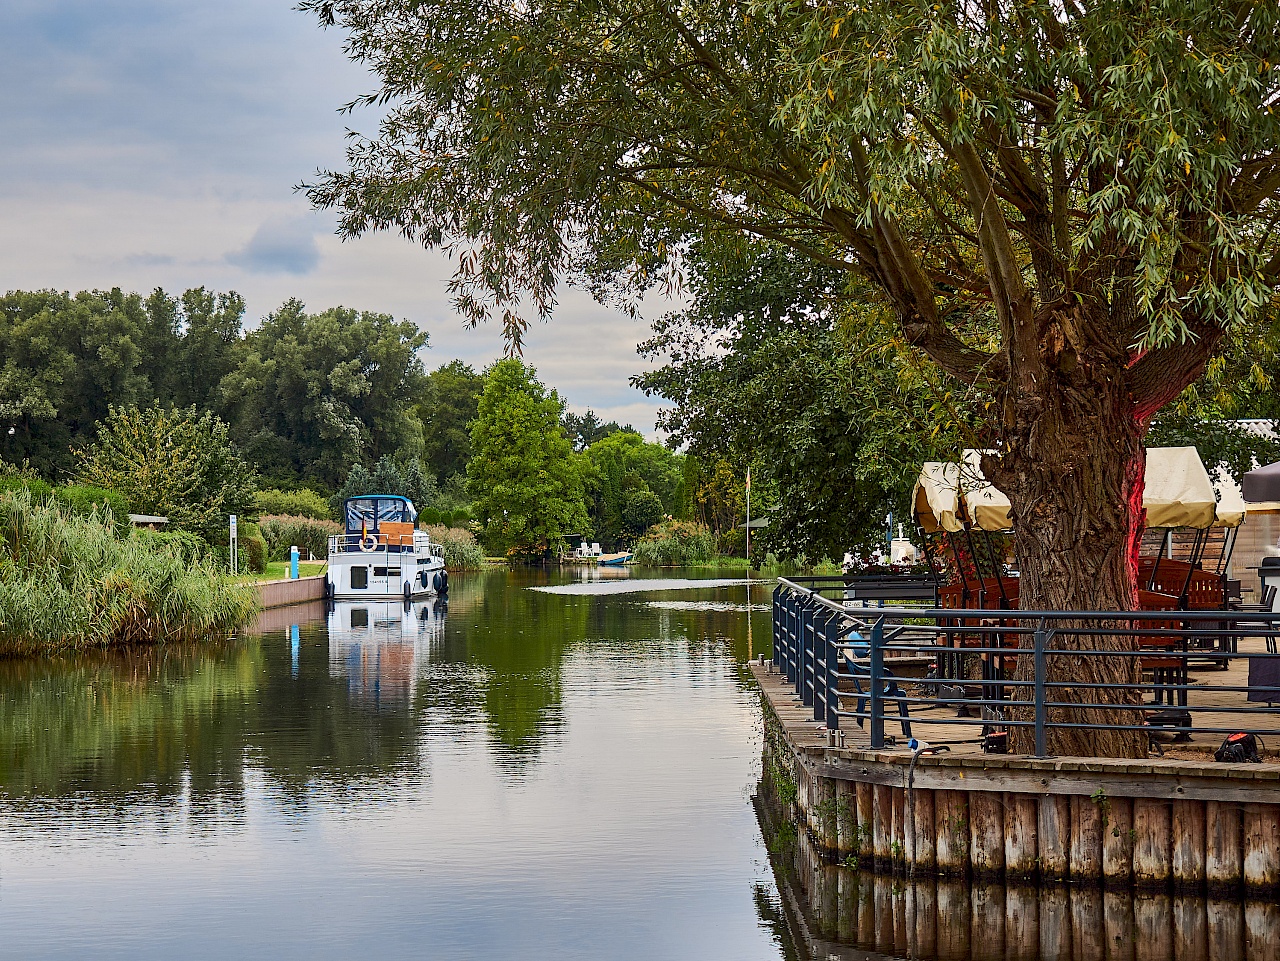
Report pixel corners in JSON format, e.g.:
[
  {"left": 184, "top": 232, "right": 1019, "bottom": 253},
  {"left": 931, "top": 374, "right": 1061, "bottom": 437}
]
[{"left": 329, "top": 533, "right": 419, "bottom": 555}]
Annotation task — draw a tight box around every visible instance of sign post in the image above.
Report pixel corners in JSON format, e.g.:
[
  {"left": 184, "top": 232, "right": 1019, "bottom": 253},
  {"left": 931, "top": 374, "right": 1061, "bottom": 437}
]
[{"left": 229, "top": 515, "right": 239, "bottom": 575}]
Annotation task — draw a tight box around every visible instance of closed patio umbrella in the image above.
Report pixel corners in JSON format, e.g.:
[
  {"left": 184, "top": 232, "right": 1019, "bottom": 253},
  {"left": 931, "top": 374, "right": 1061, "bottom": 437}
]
[{"left": 1243, "top": 461, "right": 1280, "bottom": 504}]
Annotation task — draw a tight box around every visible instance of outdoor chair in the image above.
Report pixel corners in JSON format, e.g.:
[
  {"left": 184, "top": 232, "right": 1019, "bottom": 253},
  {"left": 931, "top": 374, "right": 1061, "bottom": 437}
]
[{"left": 840, "top": 629, "right": 913, "bottom": 737}]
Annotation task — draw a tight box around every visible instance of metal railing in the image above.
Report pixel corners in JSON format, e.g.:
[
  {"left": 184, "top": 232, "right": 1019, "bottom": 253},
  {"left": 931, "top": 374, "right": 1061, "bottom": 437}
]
[
  {"left": 772, "top": 577, "right": 1280, "bottom": 756},
  {"left": 329, "top": 532, "right": 419, "bottom": 555}
]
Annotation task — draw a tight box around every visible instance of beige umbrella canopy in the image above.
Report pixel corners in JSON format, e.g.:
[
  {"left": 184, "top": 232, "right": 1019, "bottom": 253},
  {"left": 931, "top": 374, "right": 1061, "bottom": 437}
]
[{"left": 911, "top": 447, "right": 1241, "bottom": 533}]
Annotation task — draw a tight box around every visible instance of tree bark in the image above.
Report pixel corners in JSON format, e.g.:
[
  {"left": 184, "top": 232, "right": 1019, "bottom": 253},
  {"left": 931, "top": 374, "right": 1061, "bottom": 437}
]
[{"left": 985, "top": 305, "right": 1149, "bottom": 759}]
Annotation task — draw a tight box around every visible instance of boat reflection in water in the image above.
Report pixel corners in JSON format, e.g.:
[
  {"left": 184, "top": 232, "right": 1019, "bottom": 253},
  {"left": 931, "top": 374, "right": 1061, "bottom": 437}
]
[
  {"left": 326, "top": 599, "right": 446, "bottom": 709},
  {"left": 764, "top": 805, "right": 1279, "bottom": 961}
]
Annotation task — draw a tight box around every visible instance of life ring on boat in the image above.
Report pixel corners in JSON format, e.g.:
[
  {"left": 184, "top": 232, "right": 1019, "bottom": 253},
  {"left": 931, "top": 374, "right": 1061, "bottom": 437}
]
[{"left": 359, "top": 533, "right": 378, "bottom": 552}]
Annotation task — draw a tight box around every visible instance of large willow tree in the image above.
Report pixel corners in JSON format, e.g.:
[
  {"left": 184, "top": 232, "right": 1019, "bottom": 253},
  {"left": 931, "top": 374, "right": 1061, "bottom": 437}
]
[{"left": 303, "top": 0, "right": 1280, "bottom": 755}]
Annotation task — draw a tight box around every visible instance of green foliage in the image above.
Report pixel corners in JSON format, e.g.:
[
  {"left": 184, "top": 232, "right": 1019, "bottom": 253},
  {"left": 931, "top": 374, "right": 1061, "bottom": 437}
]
[
  {"left": 424, "top": 524, "right": 485, "bottom": 570},
  {"left": 332, "top": 454, "right": 438, "bottom": 514},
  {"left": 255, "top": 487, "right": 334, "bottom": 521},
  {"left": 53, "top": 484, "right": 131, "bottom": 535},
  {"left": 620, "top": 489, "right": 664, "bottom": 541},
  {"left": 0, "top": 489, "right": 259, "bottom": 655},
  {"left": 581, "top": 431, "right": 684, "bottom": 548},
  {"left": 632, "top": 519, "right": 716, "bottom": 568},
  {"left": 240, "top": 521, "right": 268, "bottom": 575},
  {"left": 563, "top": 410, "right": 639, "bottom": 453},
  {"left": 0, "top": 477, "right": 52, "bottom": 503},
  {"left": 0, "top": 288, "right": 244, "bottom": 477},
  {"left": 418, "top": 360, "right": 485, "bottom": 482},
  {"left": 219, "top": 300, "right": 429, "bottom": 487},
  {"left": 418, "top": 506, "right": 472, "bottom": 528},
  {"left": 467, "top": 359, "right": 591, "bottom": 555},
  {"left": 637, "top": 241, "right": 964, "bottom": 560},
  {"left": 78, "top": 405, "right": 257, "bottom": 542},
  {"left": 259, "top": 515, "right": 342, "bottom": 562}
]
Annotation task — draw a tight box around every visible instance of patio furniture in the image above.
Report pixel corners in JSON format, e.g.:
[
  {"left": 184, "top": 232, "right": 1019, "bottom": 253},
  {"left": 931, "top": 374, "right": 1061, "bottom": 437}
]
[{"left": 841, "top": 631, "right": 913, "bottom": 737}]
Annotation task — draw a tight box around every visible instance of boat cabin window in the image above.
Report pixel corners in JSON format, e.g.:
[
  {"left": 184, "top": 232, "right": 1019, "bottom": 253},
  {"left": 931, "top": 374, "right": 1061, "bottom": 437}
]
[
  {"left": 345, "top": 496, "right": 418, "bottom": 533},
  {"left": 350, "top": 566, "right": 368, "bottom": 590}
]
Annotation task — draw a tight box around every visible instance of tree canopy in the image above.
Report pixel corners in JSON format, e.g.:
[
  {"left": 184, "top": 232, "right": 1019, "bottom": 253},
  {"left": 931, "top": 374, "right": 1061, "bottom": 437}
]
[
  {"left": 636, "top": 240, "right": 963, "bottom": 559},
  {"left": 418, "top": 360, "right": 486, "bottom": 482},
  {"left": 219, "top": 300, "right": 428, "bottom": 487},
  {"left": 580, "top": 430, "right": 684, "bottom": 547},
  {"left": 467, "top": 359, "right": 591, "bottom": 555},
  {"left": 77, "top": 406, "right": 257, "bottom": 540}
]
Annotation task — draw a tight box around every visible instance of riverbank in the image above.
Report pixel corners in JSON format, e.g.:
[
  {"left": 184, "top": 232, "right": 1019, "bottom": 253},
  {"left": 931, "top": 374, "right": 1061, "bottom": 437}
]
[
  {"left": 0, "top": 491, "right": 258, "bottom": 656},
  {"left": 753, "top": 659, "right": 1280, "bottom": 893}
]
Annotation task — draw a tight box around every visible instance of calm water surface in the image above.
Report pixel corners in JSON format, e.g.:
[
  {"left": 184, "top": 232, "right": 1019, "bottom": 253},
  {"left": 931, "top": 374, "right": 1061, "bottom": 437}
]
[{"left": 0, "top": 569, "right": 795, "bottom": 960}]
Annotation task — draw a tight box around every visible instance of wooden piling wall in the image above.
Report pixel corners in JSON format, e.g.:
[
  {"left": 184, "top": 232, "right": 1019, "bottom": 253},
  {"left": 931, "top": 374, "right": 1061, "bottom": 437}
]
[{"left": 756, "top": 663, "right": 1280, "bottom": 894}]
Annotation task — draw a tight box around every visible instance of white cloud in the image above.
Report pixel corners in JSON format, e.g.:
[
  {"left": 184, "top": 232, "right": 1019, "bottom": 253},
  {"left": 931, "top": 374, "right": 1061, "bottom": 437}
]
[{"left": 0, "top": 0, "right": 683, "bottom": 432}]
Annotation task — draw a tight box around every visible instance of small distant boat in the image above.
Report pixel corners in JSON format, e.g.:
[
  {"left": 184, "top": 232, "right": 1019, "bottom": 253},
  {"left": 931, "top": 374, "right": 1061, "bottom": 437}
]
[
  {"left": 598, "top": 552, "right": 632, "bottom": 567},
  {"left": 325, "top": 495, "right": 448, "bottom": 600}
]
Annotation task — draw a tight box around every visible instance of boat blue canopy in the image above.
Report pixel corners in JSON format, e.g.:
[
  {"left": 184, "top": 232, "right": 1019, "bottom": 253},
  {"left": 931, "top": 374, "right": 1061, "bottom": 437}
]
[{"left": 344, "top": 495, "right": 418, "bottom": 533}]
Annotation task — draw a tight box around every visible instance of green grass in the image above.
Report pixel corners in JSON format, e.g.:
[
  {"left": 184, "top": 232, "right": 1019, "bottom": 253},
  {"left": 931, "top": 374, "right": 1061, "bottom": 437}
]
[{"left": 258, "top": 561, "right": 327, "bottom": 581}]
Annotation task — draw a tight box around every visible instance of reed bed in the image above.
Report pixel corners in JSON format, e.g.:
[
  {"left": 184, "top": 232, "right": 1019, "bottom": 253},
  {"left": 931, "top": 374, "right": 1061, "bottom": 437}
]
[{"left": 0, "top": 490, "right": 259, "bottom": 656}]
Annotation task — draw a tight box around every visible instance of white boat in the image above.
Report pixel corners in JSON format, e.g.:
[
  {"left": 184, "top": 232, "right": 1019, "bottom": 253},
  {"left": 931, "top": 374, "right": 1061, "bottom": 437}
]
[{"left": 326, "top": 495, "right": 448, "bottom": 600}]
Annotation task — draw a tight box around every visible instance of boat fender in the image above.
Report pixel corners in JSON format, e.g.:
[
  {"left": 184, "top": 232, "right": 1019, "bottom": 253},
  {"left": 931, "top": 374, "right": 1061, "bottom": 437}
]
[
  {"left": 440, "top": 570, "right": 449, "bottom": 595},
  {"left": 404, "top": 581, "right": 412, "bottom": 602},
  {"left": 359, "top": 533, "right": 378, "bottom": 552},
  {"left": 432, "top": 572, "right": 442, "bottom": 593},
  {"left": 420, "top": 570, "right": 430, "bottom": 589}
]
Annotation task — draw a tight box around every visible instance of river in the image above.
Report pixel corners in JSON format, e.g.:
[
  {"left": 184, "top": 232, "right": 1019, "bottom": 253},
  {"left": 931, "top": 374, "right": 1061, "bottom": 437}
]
[{"left": 0, "top": 569, "right": 798, "bottom": 960}]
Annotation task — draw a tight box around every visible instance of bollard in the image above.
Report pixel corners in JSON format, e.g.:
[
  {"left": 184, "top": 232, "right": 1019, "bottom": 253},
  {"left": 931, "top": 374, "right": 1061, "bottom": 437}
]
[{"left": 290, "top": 545, "right": 299, "bottom": 579}]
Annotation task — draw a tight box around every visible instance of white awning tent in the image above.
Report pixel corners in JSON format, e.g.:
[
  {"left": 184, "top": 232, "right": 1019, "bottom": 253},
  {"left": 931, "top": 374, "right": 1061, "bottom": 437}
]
[{"left": 911, "top": 447, "right": 1242, "bottom": 533}]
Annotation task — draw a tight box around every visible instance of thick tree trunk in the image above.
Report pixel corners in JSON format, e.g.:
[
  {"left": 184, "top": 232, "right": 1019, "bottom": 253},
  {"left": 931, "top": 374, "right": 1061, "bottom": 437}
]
[{"left": 986, "top": 341, "right": 1148, "bottom": 759}]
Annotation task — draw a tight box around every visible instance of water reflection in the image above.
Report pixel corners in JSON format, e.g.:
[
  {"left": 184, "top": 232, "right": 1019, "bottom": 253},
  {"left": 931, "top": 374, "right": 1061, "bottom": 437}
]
[
  {"left": 327, "top": 599, "right": 446, "bottom": 708},
  {"left": 0, "top": 571, "right": 789, "bottom": 961},
  {"left": 765, "top": 809, "right": 1279, "bottom": 961}
]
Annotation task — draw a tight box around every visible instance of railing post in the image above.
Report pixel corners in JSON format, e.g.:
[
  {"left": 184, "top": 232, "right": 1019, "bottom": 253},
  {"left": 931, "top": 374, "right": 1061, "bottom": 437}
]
[
  {"left": 824, "top": 612, "right": 840, "bottom": 731},
  {"left": 772, "top": 585, "right": 783, "bottom": 671},
  {"left": 869, "top": 615, "right": 885, "bottom": 749},
  {"left": 800, "top": 600, "right": 813, "bottom": 707},
  {"left": 1034, "top": 618, "right": 1049, "bottom": 758}
]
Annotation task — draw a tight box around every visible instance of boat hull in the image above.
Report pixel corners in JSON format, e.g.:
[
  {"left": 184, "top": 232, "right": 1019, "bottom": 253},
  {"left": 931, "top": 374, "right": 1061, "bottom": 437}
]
[{"left": 326, "top": 549, "right": 447, "bottom": 600}]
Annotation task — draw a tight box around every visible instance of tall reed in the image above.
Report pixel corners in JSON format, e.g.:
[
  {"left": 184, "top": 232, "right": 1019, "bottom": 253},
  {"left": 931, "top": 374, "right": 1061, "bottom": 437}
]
[{"left": 0, "top": 490, "right": 259, "bottom": 656}]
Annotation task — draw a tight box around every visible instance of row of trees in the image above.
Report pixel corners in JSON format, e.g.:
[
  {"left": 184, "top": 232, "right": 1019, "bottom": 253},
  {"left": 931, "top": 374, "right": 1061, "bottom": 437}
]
[
  {"left": 0, "top": 288, "right": 470, "bottom": 490},
  {"left": 467, "top": 359, "right": 687, "bottom": 555},
  {"left": 1, "top": 286, "right": 748, "bottom": 558}
]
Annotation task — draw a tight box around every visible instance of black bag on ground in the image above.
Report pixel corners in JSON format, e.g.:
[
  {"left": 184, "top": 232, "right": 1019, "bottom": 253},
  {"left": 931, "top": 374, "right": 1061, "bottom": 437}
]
[{"left": 1214, "top": 732, "right": 1262, "bottom": 763}]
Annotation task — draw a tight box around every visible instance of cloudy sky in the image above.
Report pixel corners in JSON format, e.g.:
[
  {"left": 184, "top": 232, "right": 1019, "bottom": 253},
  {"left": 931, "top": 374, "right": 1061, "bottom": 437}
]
[{"left": 0, "top": 0, "right": 674, "bottom": 433}]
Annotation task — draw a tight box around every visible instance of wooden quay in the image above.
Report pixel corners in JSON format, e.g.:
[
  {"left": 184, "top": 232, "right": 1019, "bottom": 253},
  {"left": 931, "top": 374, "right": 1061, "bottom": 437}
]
[{"left": 752, "top": 659, "right": 1280, "bottom": 894}]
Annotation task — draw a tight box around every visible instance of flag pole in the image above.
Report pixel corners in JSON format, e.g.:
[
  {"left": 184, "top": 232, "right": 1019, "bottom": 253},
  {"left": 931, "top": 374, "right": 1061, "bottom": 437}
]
[{"left": 745, "top": 467, "right": 751, "bottom": 572}]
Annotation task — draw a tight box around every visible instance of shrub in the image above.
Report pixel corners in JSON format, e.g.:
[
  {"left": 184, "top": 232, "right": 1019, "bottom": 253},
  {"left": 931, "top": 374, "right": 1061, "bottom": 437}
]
[
  {"left": 259, "top": 515, "right": 342, "bottom": 561},
  {"left": 424, "top": 524, "right": 485, "bottom": 570},
  {"left": 632, "top": 519, "right": 716, "bottom": 567},
  {"left": 254, "top": 488, "right": 333, "bottom": 520},
  {"left": 0, "top": 477, "right": 52, "bottom": 502},
  {"left": 0, "top": 489, "right": 259, "bottom": 655},
  {"left": 54, "top": 484, "right": 130, "bottom": 534},
  {"left": 241, "top": 521, "right": 268, "bottom": 574}
]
